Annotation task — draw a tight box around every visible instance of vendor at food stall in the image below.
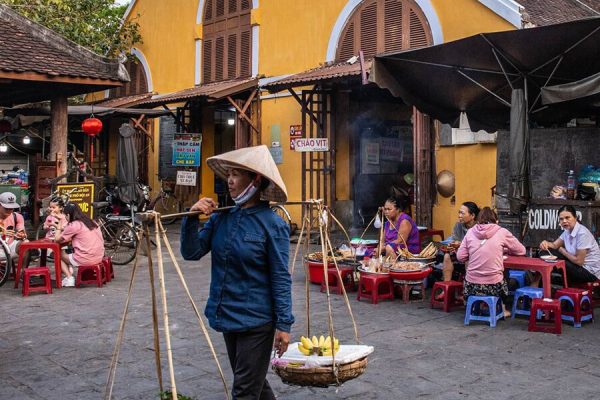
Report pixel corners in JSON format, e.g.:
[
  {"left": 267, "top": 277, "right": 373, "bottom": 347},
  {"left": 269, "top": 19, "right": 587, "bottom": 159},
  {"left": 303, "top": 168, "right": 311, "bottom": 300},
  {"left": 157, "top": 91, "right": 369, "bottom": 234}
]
[
  {"left": 376, "top": 195, "right": 419, "bottom": 257},
  {"left": 441, "top": 201, "right": 479, "bottom": 281},
  {"left": 538, "top": 205, "right": 600, "bottom": 284}
]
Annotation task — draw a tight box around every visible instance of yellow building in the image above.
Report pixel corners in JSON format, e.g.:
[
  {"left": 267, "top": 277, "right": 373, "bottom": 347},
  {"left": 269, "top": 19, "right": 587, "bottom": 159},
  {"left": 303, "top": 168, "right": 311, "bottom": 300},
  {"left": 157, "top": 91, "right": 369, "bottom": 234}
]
[{"left": 108, "top": 0, "right": 525, "bottom": 236}]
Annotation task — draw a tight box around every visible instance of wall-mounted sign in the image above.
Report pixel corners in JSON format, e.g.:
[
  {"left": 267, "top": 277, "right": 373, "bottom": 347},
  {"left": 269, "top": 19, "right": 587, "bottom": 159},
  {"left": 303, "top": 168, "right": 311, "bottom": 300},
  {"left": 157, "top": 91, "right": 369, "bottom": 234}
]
[
  {"left": 289, "top": 125, "right": 303, "bottom": 137},
  {"left": 176, "top": 170, "right": 197, "bottom": 186},
  {"left": 56, "top": 183, "right": 95, "bottom": 218},
  {"left": 172, "top": 136, "right": 202, "bottom": 167},
  {"left": 293, "top": 138, "right": 329, "bottom": 152}
]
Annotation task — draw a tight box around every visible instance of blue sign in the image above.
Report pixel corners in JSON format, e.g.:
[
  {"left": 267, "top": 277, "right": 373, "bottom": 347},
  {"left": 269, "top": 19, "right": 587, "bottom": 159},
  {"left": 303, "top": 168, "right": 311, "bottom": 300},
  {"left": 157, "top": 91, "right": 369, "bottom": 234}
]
[{"left": 172, "top": 138, "right": 201, "bottom": 167}]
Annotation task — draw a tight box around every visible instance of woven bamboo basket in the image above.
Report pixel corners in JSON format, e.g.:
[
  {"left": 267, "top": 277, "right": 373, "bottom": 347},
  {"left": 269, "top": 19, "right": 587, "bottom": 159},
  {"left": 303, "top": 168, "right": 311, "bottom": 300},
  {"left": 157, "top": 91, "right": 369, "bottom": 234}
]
[{"left": 273, "top": 356, "right": 368, "bottom": 387}]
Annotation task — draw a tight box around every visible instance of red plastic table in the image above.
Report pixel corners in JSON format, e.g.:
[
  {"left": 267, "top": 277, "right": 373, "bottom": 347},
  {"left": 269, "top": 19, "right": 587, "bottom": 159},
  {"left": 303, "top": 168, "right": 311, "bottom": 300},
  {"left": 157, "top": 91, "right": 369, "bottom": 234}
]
[
  {"left": 503, "top": 256, "right": 568, "bottom": 298},
  {"left": 15, "top": 239, "right": 63, "bottom": 289}
]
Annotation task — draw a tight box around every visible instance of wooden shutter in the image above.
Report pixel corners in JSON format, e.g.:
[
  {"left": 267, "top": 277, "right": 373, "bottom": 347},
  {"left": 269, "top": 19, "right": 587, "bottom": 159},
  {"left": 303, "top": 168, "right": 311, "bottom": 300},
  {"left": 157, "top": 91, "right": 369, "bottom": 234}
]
[
  {"left": 228, "top": 33, "right": 238, "bottom": 79},
  {"left": 338, "top": 22, "right": 355, "bottom": 61},
  {"left": 215, "top": 36, "right": 225, "bottom": 81},
  {"left": 360, "top": 1, "right": 378, "bottom": 58},
  {"left": 241, "top": 0, "right": 250, "bottom": 10},
  {"left": 216, "top": 0, "right": 225, "bottom": 17},
  {"left": 203, "top": 39, "right": 213, "bottom": 83},
  {"left": 409, "top": 8, "right": 429, "bottom": 48},
  {"left": 240, "top": 29, "right": 251, "bottom": 77},
  {"left": 205, "top": 0, "right": 213, "bottom": 20},
  {"left": 384, "top": 0, "right": 403, "bottom": 53},
  {"left": 228, "top": 0, "right": 237, "bottom": 13}
]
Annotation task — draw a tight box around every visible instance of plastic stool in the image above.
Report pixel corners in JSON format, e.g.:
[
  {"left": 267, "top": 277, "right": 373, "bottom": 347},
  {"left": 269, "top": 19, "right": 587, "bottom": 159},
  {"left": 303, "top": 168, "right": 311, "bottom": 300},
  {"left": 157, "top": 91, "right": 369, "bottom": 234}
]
[
  {"left": 431, "top": 280, "right": 464, "bottom": 312},
  {"left": 571, "top": 280, "right": 600, "bottom": 309},
  {"left": 554, "top": 287, "right": 593, "bottom": 328},
  {"left": 528, "top": 298, "right": 562, "bottom": 334},
  {"left": 357, "top": 274, "right": 394, "bottom": 304},
  {"left": 76, "top": 263, "right": 105, "bottom": 288},
  {"left": 508, "top": 270, "right": 527, "bottom": 294},
  {"left": 512, "top": 287, "right": 544, "bottom": 318},
  {"left": 321, "top": 267, "right": 355, "bottom": 294},
  {"left": 464, "top": 295, "right": 504, "bottom": 327},
  {"left": 22, "top": 267, "right": 52, "bottom": 296},
  {"left": 102, "top": 256, "right": 114, "bottom": 283}
]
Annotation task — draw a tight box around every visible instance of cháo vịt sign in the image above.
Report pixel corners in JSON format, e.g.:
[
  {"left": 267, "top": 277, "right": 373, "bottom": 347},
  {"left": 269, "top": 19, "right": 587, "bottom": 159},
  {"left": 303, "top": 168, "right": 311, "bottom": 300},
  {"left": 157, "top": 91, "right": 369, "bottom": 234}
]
[{"left": 292, "top": 138, "right": 329, "bottom": 152}]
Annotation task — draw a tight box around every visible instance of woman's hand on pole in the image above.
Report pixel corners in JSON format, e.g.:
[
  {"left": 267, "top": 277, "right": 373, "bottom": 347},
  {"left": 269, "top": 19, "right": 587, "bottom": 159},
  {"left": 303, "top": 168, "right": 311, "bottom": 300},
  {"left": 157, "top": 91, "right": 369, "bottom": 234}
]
[
  {"left": 273, "top": 330, "right": 289, "bottom": 358},
  {"left": 190, "top": 197, "right": 217, "bottom": 215}
]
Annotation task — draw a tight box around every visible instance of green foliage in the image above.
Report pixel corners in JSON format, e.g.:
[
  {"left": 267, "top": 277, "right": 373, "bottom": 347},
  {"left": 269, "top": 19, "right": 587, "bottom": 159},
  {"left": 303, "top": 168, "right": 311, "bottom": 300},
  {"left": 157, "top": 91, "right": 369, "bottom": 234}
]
[
  {"left": 159, "top": 391, "right": 195, "bottom": 400},
  {"left": 0, "top": 0, "right": 142, "bottom": 58}
]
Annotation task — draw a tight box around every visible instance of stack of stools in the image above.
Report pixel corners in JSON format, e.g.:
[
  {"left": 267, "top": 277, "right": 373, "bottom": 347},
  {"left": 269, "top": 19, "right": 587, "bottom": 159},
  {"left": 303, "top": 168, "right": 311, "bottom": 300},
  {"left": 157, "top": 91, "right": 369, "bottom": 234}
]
[
  {"left": 571, "top": 280, "right": 600, "bottom": 309},
  {"left": 528, "top": 298, "right": 562, "bottom": 334},
  {"left": 508, "top": 270, "right": 527, "bottom": 295},
  {"left": 357, "top": 274, "right": 394, "bottom": 304},
  {"left": 512, "top": 287, "right": 543, "bottom": 319},
  {"left": 464, "top": 295, "right": 504, "bottom": 327},
  {"left": 22, "top": 267, "right": 52, "bottom": 296},
  {"left": 76, "top": 263, "right": 106, "bottom": 288},
  {"left": 321, "top": 266, "right": 355, "bottom": 294},
  {"left": 431, "top": 280, "right": 464, "bottom": 312},
  {"left": 554, "top": 287, "right": 593, "bottom": 328}
]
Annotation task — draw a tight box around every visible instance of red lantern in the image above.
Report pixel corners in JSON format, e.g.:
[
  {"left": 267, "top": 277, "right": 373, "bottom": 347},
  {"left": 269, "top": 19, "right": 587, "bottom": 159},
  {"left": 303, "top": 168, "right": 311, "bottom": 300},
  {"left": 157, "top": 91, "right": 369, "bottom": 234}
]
[{"left": 81, "top": 117, "right": 103, "bottom": 137}]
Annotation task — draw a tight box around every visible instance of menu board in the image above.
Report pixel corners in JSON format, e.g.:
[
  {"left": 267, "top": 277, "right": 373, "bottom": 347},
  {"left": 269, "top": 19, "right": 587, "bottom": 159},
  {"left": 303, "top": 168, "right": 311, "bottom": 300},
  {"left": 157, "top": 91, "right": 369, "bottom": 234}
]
[{"left": 56, "top": 183, "right": 95, "bottom": 218}]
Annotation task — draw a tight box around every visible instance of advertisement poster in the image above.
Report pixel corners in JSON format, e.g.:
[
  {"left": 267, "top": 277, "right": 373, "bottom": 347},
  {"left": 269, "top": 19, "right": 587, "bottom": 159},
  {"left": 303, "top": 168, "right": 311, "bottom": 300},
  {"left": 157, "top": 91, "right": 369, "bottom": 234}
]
[
  {"left": 56, "top": 183, "right": 95, "bottom": 218},
  {"left": 176, "top": 170, "right": 197, "bottom": 186},
  {"left": 172, "top": 135, "right": 202, "bottom": 167},
  {"left": 293, "top": 138, "right": 329, "bottom": 152},
  {"left": 289, "top": 125, "right": 303, "bottom": 150}
]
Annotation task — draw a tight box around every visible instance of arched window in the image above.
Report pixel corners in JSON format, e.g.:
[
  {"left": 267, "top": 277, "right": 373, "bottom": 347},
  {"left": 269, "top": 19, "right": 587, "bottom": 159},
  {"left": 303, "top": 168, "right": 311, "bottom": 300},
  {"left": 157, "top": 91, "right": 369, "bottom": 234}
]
[
  {"left": 110, "top": 58, "right": 148, "bottom": 97},
  {"left": 336, "top": 0, "right": 432, "bottom": 61},
  {"left": 202, "top": 0, "right": 252, "bottom": 83}
]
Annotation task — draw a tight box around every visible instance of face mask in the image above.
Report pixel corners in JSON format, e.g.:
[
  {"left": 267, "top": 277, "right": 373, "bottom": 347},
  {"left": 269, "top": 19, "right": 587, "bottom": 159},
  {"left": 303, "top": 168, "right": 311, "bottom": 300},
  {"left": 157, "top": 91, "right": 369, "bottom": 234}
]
[{"left": 232, "top": 180, "right": 259, "bottom": 206}]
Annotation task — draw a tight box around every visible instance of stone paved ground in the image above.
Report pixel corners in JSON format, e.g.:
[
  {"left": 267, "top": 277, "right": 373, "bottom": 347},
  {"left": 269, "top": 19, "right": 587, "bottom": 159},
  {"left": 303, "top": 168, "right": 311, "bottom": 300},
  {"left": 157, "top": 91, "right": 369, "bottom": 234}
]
[{"left": 1, "top": 225, "right": 599, "bottom": 400}]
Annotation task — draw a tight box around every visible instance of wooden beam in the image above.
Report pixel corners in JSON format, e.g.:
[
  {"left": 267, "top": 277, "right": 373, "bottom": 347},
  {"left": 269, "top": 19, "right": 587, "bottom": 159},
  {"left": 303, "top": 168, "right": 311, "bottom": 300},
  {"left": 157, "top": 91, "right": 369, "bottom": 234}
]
[
  {"left": 0, "top": 70, "right": 124, "bottom": 86},
  {"left": 130, "top": 114, "right": 154, "bottom": 151},
  {"left": 226, "top": 96, "right": 259, "bottom": 134}
]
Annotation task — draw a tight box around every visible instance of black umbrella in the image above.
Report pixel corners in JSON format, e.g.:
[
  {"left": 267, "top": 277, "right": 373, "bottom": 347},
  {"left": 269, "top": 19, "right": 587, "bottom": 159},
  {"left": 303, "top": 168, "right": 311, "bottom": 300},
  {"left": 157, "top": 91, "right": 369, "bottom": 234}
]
[{"left": 116, "top": 124, "right": 143, "bottom": 208}]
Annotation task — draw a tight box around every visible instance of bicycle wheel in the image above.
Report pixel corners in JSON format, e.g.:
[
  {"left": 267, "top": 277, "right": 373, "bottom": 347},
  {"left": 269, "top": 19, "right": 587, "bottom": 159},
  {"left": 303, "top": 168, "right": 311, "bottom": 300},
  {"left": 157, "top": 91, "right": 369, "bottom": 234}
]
[
  {"left": 0, "top": 240, "right": 12, "bottom": 287},
  {"left": 271, "top": 205, "right": 295, "bottom": 235},
  {"left": 102, "top": 221, "right": 138, "bottom": 265},
  {"left": 154, "top": 193, "right": 181, "bottom": 225}
]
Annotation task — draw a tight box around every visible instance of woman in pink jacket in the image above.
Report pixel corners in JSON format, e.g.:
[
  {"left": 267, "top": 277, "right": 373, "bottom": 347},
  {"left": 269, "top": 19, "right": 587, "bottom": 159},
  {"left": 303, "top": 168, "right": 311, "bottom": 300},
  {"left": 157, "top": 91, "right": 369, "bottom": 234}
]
[{"left": 456, "top": 207, "right": 526, "bottom": 317}]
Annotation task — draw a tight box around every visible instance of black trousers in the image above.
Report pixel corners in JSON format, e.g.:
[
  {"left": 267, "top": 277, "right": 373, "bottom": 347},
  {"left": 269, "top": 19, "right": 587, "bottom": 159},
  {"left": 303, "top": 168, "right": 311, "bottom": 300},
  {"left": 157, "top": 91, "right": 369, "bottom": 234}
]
[
  {"left": 223, "top": 323, "right": 276, "bottom": 400},
  {"left": 545, "top": 249, "right": 598, "bottom": 284}
]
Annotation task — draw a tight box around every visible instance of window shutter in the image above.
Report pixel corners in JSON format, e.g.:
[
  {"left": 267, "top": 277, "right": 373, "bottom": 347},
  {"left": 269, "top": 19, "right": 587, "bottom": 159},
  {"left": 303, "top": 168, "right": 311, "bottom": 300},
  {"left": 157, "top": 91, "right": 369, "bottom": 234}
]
[
  {"left": 228, "top": 33, "right": 238, "bottom": 79},
  {"left": 240, "top": 29, "right": 251, "bottom": 77},
  {"left": 205, "top": 0, "right": 213, "bottom": 20},
  {"left": 338, "top": 22, "right": 355, "bottom": 61},
  {"left": 384, "top": 0, "right": 403, "bottom": 53},
  {"left": 129, "top": 62, "right": 138, "bottom": 94},
  {"left": 216, "top": 0, "right": 225, "bottom": 17},
  {"left": 215, "top": 36, "right": 225, "bottom": 81},
  {"left": 203, "top": 39, "right": 213, "bottom": 83},
  {"left": 360, "top": 1, "right": 378, "bottom": 58},
  {"left": 241, "top": 0, "right": 250, "bottom": 10},
  {"left": 409, "top": 8, "right": 429, "bottom": 48},
  {"left": 228, "top": 0, "right": 237, "bottom": 13}
]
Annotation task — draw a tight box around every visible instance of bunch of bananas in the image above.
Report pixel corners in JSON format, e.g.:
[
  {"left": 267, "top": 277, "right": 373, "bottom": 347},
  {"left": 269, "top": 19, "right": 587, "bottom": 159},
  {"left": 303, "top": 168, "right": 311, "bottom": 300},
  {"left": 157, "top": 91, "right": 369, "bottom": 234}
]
[
  {"left": 397, "top": 242, "right": 437, "bottom": 259},
  {"left": 298, "top": 335, "right": 340, "bottom": 356}
]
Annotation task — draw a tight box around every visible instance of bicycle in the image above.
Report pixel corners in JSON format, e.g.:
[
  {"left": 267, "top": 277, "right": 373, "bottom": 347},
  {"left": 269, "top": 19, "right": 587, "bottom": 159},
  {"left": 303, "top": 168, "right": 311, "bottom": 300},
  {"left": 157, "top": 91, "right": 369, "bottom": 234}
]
[
  {"left": 92, "top": 199, "right": 139, "bottom": 266},
  {"left": 270, "top": 203, "right": 296, "bottom": 235},
  {"left": 148, "top": 179, "right": 181, "bottom": 225}
]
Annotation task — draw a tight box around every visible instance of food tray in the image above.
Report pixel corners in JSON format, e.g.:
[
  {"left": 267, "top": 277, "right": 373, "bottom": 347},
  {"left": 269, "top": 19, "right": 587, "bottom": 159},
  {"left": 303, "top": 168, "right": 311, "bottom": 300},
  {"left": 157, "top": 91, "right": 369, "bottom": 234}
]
[{"left": 357, "top": 266, "right": 389, "bottom": 275}]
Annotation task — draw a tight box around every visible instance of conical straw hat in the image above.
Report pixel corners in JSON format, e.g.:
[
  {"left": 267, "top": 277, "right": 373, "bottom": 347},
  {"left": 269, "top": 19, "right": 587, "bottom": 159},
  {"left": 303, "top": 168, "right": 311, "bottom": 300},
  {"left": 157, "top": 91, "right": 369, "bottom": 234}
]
[
  {"left": 436, "top": 169, "right": 455, "bottom": 198},
  {"left": 206, "top": 145, "right": 288, "bottom": 203}
]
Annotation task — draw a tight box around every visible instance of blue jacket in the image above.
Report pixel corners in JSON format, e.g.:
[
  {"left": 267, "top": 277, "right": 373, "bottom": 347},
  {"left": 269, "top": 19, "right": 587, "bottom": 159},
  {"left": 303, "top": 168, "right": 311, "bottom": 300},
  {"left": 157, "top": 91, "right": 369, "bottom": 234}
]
[{"left": 180, "top": 202, "right": 294, "bottom": 333}]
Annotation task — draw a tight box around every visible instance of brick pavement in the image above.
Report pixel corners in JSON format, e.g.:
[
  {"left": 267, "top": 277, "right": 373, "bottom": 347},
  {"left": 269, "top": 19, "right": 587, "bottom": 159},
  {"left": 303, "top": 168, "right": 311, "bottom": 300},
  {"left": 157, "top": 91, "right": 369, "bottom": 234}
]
[{"left": 1, "top": 226, "right": 599, "bottom": 399}]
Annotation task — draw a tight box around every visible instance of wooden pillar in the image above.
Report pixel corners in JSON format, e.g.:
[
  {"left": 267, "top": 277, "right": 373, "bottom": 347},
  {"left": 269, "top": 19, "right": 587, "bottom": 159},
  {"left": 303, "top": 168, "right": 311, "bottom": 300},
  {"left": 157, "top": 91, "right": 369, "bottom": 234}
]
[
  {"left": 234, "top": 99, "right": 250, "bottom": 149},
  {"left": 413, "top": 107, "right": 435, "bottom": 227},
  {"left": 50, "top": 95, "right": 68, "bottom": 177}
]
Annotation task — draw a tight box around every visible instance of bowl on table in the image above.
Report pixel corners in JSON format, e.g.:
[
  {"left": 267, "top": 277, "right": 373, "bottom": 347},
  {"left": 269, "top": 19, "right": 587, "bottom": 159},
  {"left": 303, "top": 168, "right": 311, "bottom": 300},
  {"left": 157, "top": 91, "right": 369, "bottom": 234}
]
[{"left": 540, "top": 254, "right": 558, "bottom": 263}]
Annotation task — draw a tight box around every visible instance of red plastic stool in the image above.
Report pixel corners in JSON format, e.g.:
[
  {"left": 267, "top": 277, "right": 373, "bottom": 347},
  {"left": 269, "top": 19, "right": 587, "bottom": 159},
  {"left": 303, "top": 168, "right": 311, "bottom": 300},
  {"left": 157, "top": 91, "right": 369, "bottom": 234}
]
[
  {"left": 357, "top": 274, "right": 394, "bottom": 304},
  {"left": 528, "top": 298, "right": 562, "bottom": 334},
  {"left": 394, "top": 279, "right": 426, "bottom": 303},
  {"left": 22, "top": 267, "right": 52, "bottom": 296},
  {"left": 431, "top": 280, "right": 464, "bottom": 312},
  {"left": 76, "top": 263, "right": 105, "bottom": 288},
  {"left": 102, "top": 256, "right": 114, "bottom": 283},
  {"left": 571, "top": 280, "right": 600, "bottom": 309},
  {"left": 554, "top": 287, "right": 593, "bottom": 328},
  {"left": 321, "top": 267, "right": 355, "bottom": 294}
]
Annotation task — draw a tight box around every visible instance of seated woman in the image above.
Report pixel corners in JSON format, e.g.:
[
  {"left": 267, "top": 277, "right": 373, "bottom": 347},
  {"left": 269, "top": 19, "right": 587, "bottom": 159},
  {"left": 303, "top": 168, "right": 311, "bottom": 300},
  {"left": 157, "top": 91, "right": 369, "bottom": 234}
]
[
  {"left": 52, "top": 203, "right": 104, "bottom": 287},
  {"left": 441, "top": 201, "right": 479, "bottom": 281},
  {"left": 377, "top": 195, "right": 419, "bottom": 257},
  {"left": 539, "top": 205, "right": 600, "bottom": 284},
  {"left": 457, "top": 207, "right": 525, "bottom": 317}
]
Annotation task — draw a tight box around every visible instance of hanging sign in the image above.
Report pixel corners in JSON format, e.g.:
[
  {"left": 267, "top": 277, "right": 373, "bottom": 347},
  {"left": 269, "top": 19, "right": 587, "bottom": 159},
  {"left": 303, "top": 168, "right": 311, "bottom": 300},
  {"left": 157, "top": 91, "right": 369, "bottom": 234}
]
[
  {"left": 176, "top": 170, "right": 197, "bottom": 186},
  {"left": 56, "top": 183, "right": 95, "bottom": 218},
  {"left": 293, "top": 138, "right": 329, "bottom": 152},
  {"left": 172, "top": 135, "right": 202, "bottom": 167}
]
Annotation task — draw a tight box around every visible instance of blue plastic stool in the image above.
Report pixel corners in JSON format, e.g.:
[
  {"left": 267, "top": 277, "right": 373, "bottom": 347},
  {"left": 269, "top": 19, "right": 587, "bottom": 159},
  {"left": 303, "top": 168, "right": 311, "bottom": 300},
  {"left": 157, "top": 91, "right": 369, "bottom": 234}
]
[
  {"left": 508, "top": 270, "right": 527, "bottom": 294},
  {"left": 512, "top": 287, "right": 543, "bottom": 319},
  {"left": 464, "top": 295, "right": 504, "bottom": 327}
]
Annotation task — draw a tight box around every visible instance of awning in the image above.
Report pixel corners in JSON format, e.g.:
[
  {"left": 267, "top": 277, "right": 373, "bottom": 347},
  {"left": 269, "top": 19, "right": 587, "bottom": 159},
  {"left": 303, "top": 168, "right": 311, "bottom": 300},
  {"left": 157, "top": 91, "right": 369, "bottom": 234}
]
[
  {"left": 541, "top": 71, "right": 600, "bottom": 105},
  {"left": 3, "top": 105, "right": 171, "bottom": 120},
  {"left": 95, "top": 92, "right": 155, "bottom": 108},
  {"left": 371, "top": 17, "right": 600, "bottom": 130},
  {"left": 135, "top": 77, "right": 258, "bottom": 108},
  {"left": 263, "top": 59, "right": 372, "bottom": 92}
]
